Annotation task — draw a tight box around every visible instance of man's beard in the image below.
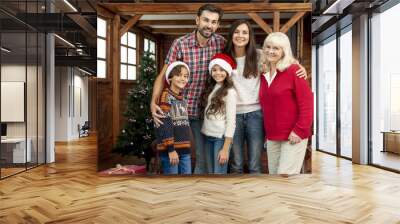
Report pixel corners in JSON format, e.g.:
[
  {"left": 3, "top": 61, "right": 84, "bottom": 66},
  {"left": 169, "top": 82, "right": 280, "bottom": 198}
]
[{"left": 197, "top": 27, "right": 213, "bottom": 38}]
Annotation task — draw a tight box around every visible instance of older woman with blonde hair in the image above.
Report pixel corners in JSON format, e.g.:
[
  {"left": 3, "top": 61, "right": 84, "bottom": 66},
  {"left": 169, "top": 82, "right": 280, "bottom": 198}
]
[{"left": 259, "top": 32, "right": 313, "bottom": 175}]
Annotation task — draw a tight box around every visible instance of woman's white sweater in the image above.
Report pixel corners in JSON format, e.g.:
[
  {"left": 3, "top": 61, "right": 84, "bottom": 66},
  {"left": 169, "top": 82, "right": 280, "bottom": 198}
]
[
  {"left": 201, "top": 84, "right": 237, "bottom": 138},
  {"left": 231, "top": 53, "right": 261, "bottom": 114}
]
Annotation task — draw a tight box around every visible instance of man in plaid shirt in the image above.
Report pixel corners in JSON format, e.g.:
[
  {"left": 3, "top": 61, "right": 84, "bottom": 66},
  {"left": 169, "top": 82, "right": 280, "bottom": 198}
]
[{"left": 151, "top": 4, "right": 225, "bottom": 174}]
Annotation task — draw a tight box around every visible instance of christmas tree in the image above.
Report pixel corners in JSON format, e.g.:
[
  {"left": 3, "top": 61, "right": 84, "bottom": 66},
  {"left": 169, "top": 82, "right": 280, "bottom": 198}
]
[{"left": 113, "top": 52, "right": 156, "bottom": 161}]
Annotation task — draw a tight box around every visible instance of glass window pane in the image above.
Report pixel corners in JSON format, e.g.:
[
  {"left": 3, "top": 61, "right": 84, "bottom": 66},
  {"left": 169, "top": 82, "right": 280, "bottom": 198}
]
[
  {"left": 97, "top": 38, "right": 106, "bottom": 59},
  {"left": 121, "top": 64, "right": 127, "bottom": 80},
  {"left": 27, "top": 32, "right": 38, "bottom": 169},
  {"left": 317, "top": 37, "right": 337, "bottom": 155},
  {"left": 128, "top": 65, "right": 136, "bottom": 80},
  {"left": 97, "top": 17, "right": 107, "bottom": 38},
  {"left": 121, "top": 46, "right": 127, "bottom": 63},
  {"left": 97, "top": 60, "right": 106, "bottom": 78},
  {"left": 150, "top": 40, "right": 155, "bottom": 54},
  {"left": 340, "top": 29, "right": 352, "bottom": 158},
  {"left": 390, "top": 75, "right": 400, "bottom": 128},
  {"left": 371, "top": 3, "right": 400, "bottom": 171},
  {"left": 128, "top": 32, "right": 136, "bottom": 48},
  {"left": 144, "top": 38, "right": 148, "bottom": 52},
  {"left": 128, "top": 48, "right": 136, "bottom": 65},
  {"left": 121, "top": 32, "right": 127, "bottom": 45}
]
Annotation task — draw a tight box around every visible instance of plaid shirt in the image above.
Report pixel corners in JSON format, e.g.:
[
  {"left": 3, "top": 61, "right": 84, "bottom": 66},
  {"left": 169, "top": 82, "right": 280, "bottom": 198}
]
[{"left": 165, "top": 31, "right": 225, "bottom": 118}]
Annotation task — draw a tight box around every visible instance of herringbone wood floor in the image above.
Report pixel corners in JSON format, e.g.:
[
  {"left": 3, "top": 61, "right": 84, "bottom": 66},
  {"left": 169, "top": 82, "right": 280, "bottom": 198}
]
[{"left": 1, "top": 136, "right": 400, "bottom": 224}]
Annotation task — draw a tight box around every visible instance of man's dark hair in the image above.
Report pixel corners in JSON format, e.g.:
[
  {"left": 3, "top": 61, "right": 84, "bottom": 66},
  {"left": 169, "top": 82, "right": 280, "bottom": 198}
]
[{"left": 197, "top": 4, "right": 223, "bottom": 21}]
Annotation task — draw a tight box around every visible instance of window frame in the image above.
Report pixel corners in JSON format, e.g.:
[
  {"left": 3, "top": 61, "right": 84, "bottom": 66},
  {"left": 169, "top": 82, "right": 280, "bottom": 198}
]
[
  {"left": 143, "top": 36, "right": 157, "bottom": 63},
  {"left": 315, "top": 24, "right": 353, "bottom": 161},
  {"left": 120, "top": 31, "right": 137, "bottom": 81}
]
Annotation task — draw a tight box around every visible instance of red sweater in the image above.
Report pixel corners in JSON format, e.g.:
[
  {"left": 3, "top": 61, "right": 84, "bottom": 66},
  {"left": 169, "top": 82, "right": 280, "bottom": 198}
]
[{"left": 259, "top": 64, "right": 313, "bottom": 141}]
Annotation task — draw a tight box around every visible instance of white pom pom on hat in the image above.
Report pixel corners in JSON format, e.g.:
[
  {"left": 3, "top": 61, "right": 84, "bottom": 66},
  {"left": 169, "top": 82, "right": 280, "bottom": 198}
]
[
  {"left": 165, "top": 61, "right": 190, "bottom": 85},
  {"left": 208, "top": 53, "right": 237, "bottom": 76}
]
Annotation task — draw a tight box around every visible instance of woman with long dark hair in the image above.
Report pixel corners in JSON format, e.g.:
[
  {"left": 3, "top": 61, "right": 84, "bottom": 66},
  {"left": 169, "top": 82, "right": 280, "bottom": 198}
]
[{"left": 223, "top": 20, "right": 264, "bottom": 173}]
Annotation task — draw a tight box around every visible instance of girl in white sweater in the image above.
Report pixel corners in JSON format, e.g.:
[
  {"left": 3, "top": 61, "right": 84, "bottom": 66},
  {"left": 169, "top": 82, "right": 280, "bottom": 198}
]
[{"left": 201, "top": 53, "right": 237, "bottom": 174}]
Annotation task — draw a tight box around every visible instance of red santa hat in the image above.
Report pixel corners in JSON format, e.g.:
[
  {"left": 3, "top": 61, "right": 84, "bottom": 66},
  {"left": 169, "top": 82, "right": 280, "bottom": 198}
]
[
  {"left": 165, "top": 61, "right": 190, "bottom": 85},
  {"left": 208, "top": 53, "right": 237, "bottom": 76}
]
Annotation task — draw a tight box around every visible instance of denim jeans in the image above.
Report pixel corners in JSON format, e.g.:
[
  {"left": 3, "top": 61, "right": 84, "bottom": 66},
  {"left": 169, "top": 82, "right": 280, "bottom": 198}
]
[
  {"left": 190, "top": 119, "right": 208, "bottom": 174},
  {"left": 230, "top": 110, "right": 265, "bottom": 173},
  {"left": 160, "top": 153, "right": 192, "bottom": 175},
  {"left": 204, "top": 136, "right": 228, "bottom": 174}
]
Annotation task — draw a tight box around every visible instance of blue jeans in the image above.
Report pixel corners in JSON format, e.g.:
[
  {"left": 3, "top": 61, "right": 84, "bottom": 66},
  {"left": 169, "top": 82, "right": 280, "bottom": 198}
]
[
  {"left": 190, "top": 119, "right": 208, "bottom": 174},
  {"left": 230, "top": 110, "right": 265, "bottom": 173},
  {"left": 160, "top": 153, "right": 192, "bottom": 175},
  {"left": 204, "top": 136, "right": 228, "bottom": 174}
]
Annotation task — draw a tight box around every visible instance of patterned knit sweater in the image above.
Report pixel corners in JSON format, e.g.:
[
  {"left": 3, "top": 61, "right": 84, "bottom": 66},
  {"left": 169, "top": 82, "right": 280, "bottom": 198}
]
[{"left": 155, "top": 88, "right": 191, "bottom": 156}]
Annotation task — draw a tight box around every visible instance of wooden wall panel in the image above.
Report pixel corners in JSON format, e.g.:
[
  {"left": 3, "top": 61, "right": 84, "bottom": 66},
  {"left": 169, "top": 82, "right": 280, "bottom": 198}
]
[
  {"left": 97, "top": 81, "right": 114, "bottom": 171},
  {"left": 160, "top": 35, "right": 178, "bottom": 65},
  {"left": 88, "top": 77, "right": 97, "bottom": 132}
]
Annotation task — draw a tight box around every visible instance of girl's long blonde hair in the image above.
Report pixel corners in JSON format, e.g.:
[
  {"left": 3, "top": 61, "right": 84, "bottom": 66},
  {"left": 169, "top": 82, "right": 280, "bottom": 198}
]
[{"left": 259, "top": 32, "right": 298, "bottom": 73}]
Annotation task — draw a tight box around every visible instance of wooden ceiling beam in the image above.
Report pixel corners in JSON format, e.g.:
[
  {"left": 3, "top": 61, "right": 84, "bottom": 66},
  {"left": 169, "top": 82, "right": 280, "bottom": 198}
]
[
  {"left": 99, "top": 3, "right": 312, "bottom": 15},
  {"left": 97, "top": 5, "right": 115, "bottom": 19},
  {"left": 120, "top": 14, "right": 142, "bottom": 37},
  {"left": 280, "top": 12, "right": 306, "bottom": 33},
  {"left": 248, "top": 12, "right": 272, "bottom": 34},
  {"left": 151, "top": 27, "right": 270, "bottom": 34},
  {"left": 136, "top": 19, "right": 290, "bottom": 26}
]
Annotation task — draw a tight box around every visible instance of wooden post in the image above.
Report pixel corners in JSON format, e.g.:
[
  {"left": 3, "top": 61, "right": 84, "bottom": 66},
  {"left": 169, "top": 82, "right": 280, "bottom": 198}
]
[
  {"left": 280, "top": 12, "right": 306, "bottom": 33},
  {"left": 297, "top": 17, "right": 304, "bottom": 61},
  {"left": 120, "top": 14, "right": 143, "bottom": 37},
  {"left": 88, "top": 77, "right": 97, "bottom": 132},
  {"left": 273, "top": 11, "right": 280, "bottom": 32},
  {"left": 112, "top": 14, "right": 121, "bottom": 144},
  {"left": 248, "top": 12, "right": 272, "bottom": 34}
]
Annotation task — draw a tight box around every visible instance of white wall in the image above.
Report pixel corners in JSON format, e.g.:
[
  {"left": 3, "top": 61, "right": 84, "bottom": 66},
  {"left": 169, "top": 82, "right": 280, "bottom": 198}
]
[
  {"left": 55, "top": 67, "right": 89, "bottom": 141},
  {"left": 1, "top": 65, "right": 37, "bottom": 137},
  {"left": 55, "top": 66, "right": 69, "bottom": 141}
]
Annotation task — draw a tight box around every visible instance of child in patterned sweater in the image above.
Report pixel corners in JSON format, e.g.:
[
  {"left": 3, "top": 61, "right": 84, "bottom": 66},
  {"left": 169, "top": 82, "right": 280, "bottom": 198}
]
[{"left": 155, "top": 61, "right": 192, "bottom": 175}]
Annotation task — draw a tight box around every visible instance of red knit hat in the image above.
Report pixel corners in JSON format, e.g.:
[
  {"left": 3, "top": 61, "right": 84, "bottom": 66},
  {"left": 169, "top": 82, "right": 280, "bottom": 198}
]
[{"left": 208, "top": 53, "right": 237, "bottom": 76}]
